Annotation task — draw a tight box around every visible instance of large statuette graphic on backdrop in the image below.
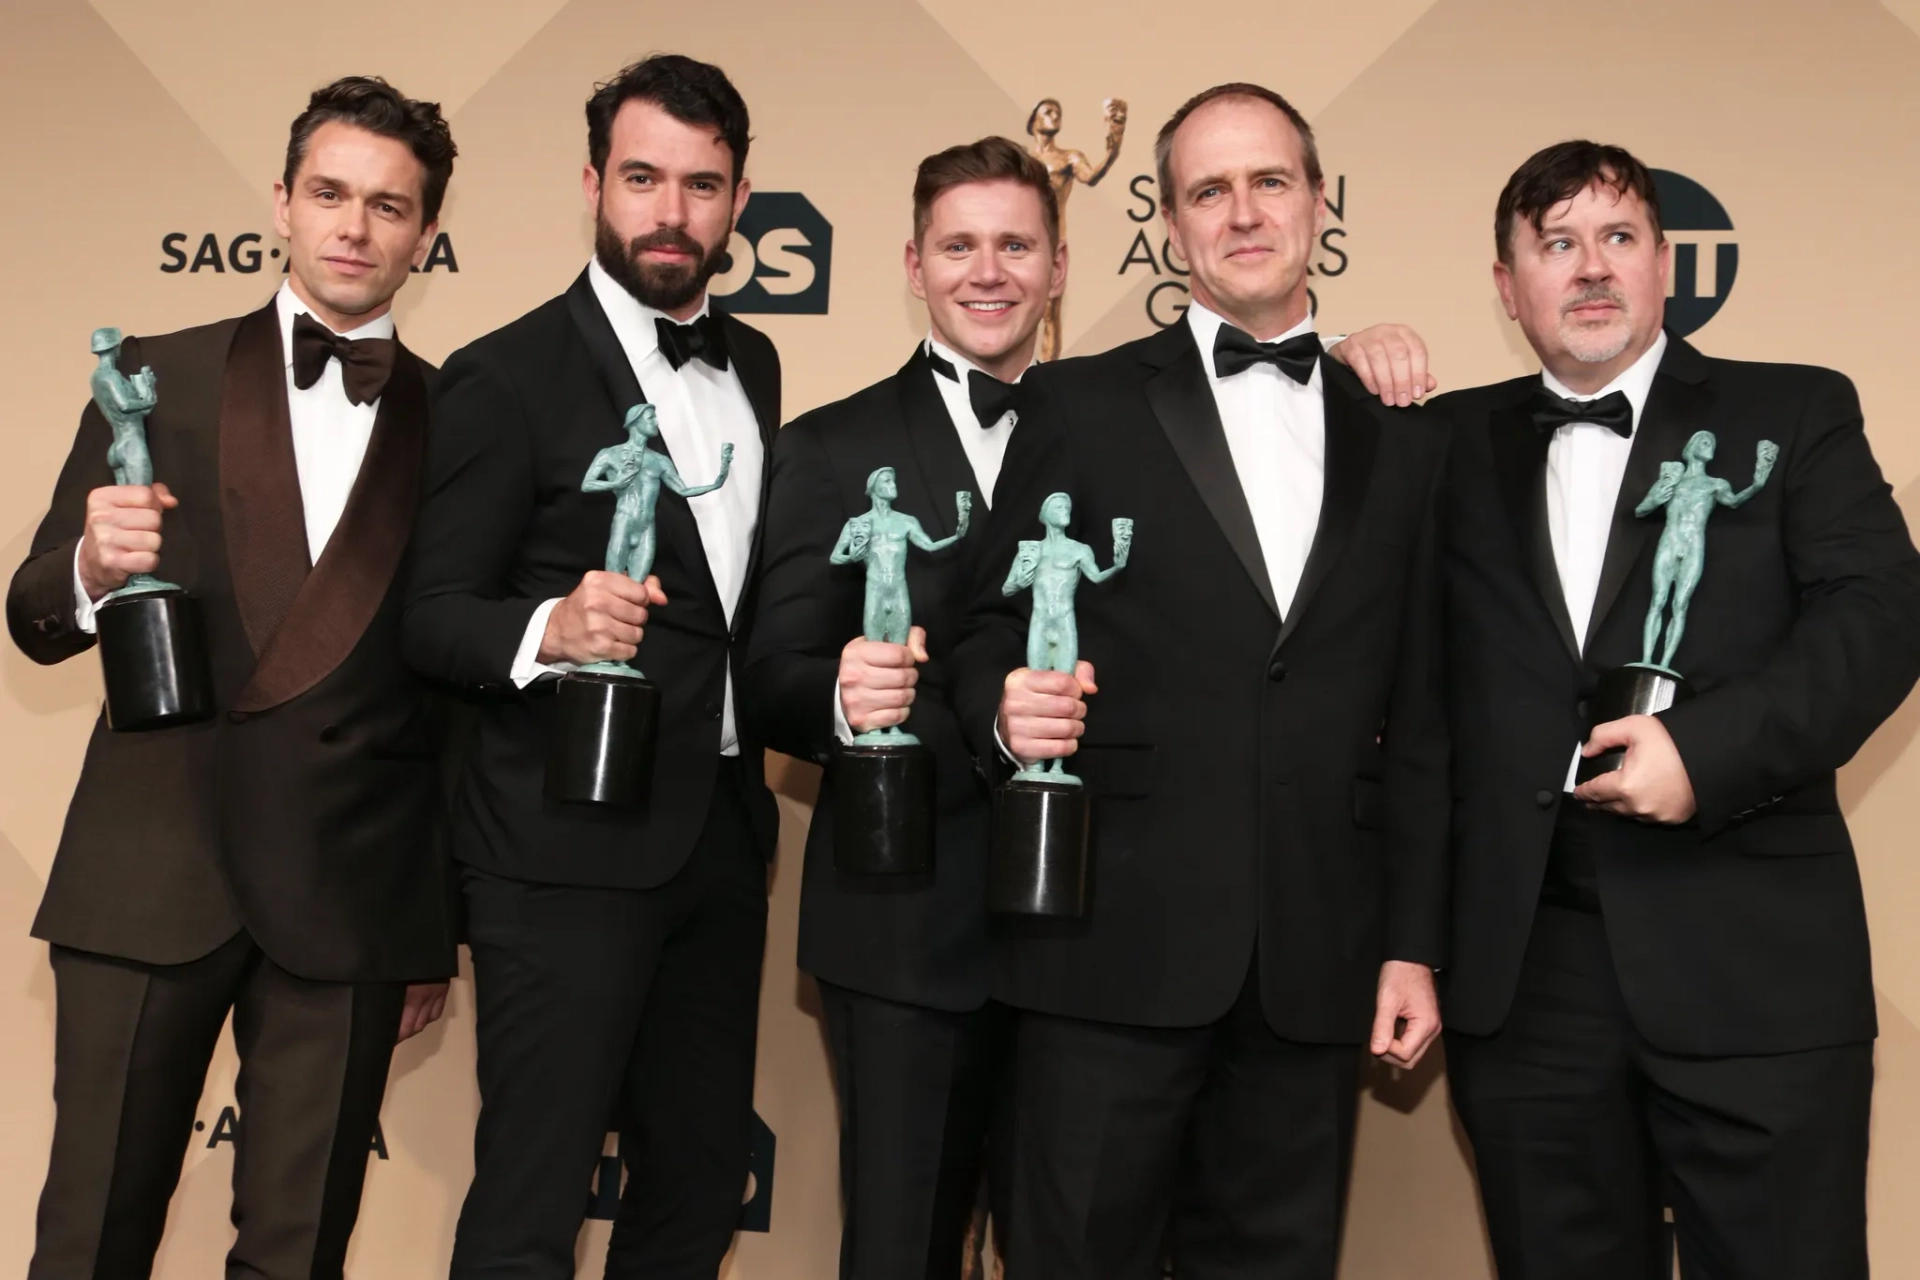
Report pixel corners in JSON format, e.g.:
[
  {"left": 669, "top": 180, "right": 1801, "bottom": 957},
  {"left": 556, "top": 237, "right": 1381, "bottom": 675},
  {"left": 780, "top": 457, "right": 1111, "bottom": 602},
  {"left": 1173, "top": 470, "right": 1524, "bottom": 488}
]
[
  {"left": 1577, "top": 429, "right": 1777, "bottom": 782},
  {"left": 828, "top": 468, "right": 972, "bottom": 874},
  {"left": 88, "top": 327, "right": 213, "bottom": 731},
  {"left": 991, "top": 493, "right": 1132, "bottom": 917},
  {"left": 545, "top": 404, "right": 733, "bottom": 808}
]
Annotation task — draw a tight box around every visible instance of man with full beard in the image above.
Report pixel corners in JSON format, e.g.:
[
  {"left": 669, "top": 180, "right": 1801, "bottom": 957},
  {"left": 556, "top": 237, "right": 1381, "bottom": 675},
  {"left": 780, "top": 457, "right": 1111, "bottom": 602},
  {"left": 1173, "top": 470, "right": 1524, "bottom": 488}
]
[{"left": 402, "top": 55, "right": 780, "bottom": 1277}]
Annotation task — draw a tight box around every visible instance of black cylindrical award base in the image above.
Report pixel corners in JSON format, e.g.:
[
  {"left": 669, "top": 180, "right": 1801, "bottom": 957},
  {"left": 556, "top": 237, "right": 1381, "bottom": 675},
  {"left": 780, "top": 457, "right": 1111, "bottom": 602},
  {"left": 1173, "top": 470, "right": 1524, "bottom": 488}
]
[
  {"left": 989, "top": 777, "right": 1089, "bottom": 918},
  {"left": 544, "top": 671, "right": 660, "bottom": 808},
  {"left": 96, "top": 589, "right": 213, "bottom": 732},
  {"left": 1575, "top": 664, "right": 1696, "bottom": 784},
  {"left": 831, "top": 740, "right": 934, "bottom": 875}
]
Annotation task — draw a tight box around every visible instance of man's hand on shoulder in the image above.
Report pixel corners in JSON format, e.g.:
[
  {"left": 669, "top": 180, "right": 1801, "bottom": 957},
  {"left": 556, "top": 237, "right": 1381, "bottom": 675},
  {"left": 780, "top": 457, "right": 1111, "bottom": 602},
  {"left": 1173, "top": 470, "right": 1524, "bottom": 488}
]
[{"left": 1328, "top": 324, "right": 1437, "bottom": 408}]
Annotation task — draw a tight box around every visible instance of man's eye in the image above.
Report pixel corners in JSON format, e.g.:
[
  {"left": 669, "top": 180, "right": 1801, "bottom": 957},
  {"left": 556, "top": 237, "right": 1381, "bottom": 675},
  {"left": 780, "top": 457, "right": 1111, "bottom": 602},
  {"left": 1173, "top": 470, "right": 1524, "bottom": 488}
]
[
  {"left": 1548, "top": 239, "right": 1571, "bottom": 252},
  {"left": 1609, "top": 231, "right": 1633, "bottom": 244},
  {"left": 1005, "top": 240, "right": 1029, "bottom": 253}
]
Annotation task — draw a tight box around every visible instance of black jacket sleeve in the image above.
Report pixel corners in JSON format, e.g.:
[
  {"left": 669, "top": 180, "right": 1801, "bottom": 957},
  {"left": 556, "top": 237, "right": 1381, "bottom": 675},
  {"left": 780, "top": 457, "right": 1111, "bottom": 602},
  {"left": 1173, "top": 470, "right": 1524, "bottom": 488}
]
[
  {"left": 7, "top": 347, "right": 137, "bottom": 666},
  {"left": 1382, "top": 426, "right": 1452, "bottom": 967},
  {"left": 741, "top": 421, "right": 848, "bottom": 762},
  {"left": 400, "top": 347, "right": 548, "bottom": 690},
  {"left": 1660, "top": 370, "right": 1920, "bottom": 834}
]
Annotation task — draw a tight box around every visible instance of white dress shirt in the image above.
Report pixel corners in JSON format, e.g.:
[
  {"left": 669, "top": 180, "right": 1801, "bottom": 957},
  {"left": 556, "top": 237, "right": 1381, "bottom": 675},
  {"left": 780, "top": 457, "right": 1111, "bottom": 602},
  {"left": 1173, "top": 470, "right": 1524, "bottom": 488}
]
[
  {"left": 510, "top": 259, "right": 766, "bottom": 756},
  {"left": 925, "top": 334, "right": 1023, "bottom": 508},
  {"left": 1185, "top": 299, "right": 1326, "bottom": 619},
  {"left": 832, "top": 337, "right": 1029, "bottom": 744},
  {"left": 1544, "top": 330, "right": 1668, "bottom": 789},
  {"left": 74, "top": 282, "right": 389, "bottom": 632}
]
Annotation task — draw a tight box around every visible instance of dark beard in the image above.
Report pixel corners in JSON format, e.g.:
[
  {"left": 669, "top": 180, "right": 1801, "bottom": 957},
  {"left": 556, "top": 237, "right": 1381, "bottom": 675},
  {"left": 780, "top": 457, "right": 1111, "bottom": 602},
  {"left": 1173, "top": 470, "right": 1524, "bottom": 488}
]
[{"left": 594, "top": 209, "right": 730, "bottom": 313}]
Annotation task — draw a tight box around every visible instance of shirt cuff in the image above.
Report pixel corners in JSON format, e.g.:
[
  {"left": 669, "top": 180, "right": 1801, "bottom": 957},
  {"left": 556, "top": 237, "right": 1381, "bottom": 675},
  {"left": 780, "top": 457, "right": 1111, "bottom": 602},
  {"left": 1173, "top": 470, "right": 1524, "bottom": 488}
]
[
  {"left": 993, "top": 716, "right": 1022, "bottom": 766},
  {"left": 72, "top": 544, "right": 99, "bottom": 635},
  {"left": 832, "top": 682, "right": 854, "bottom": 746},
  {"left": 511, "top": 598, "right": 575, "bottom": 688}
]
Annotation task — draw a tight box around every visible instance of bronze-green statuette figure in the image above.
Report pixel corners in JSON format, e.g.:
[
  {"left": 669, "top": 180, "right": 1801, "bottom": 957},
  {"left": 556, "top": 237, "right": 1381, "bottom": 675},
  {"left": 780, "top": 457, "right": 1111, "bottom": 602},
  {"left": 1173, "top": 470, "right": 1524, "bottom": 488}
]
[
  {"left": 578, "top": 402, "right": 732, "bottom": 678},
  {"left": 1578, "top": 428, "right": 1777, "bottom": 783},
  {"left": 1633, "top": 429, "right": 1778, "bottom": 674},
  {"left": 1001, "top": 492, "right": 1133, "bottom": 783},
  {"left": 90, "top": 327, "right": 180, "bottom": 600},
  {"left": 830, "top": 466, "right": 971, "bottom": 745}
]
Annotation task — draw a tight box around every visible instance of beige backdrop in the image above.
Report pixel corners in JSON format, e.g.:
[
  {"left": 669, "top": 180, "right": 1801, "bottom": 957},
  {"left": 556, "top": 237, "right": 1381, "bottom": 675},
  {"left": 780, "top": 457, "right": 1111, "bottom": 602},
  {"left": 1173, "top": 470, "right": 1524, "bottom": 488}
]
[{"left": 5, "top": 0, "right": 1920, "bottom": 1274}]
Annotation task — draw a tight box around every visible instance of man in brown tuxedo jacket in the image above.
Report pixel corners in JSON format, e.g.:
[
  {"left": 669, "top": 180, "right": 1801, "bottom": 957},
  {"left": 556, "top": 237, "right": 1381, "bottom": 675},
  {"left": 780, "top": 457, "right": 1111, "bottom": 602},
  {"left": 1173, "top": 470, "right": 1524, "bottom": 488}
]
[{"left": 6, "top": 78, "right": 460, "bottom": 1280}]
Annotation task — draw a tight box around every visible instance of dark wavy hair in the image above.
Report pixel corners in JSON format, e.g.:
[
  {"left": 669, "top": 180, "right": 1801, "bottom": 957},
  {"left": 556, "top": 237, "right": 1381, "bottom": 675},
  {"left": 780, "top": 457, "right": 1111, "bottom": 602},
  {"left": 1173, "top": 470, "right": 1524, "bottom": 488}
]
[
  {"left": 1495, "top": 140, "right": 1664, "bottom": 265},
  {"left": 283, "top": 76, "right": 457, "bottom": 225},
  {"left": 587, "top": 54, "right": 751, "bottom": 186}
]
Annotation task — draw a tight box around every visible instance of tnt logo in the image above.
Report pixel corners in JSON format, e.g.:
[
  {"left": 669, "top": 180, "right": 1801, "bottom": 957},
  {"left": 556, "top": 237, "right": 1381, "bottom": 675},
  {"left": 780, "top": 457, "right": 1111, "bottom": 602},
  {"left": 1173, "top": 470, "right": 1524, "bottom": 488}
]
[
  {"left": 1653, "top": 169, "right": 1735, "bottom": 338},
  {"left": 587, "top": 1112, "right": 775, "bottom": 1231},
  {"left": 709, "top": 194, "right": 832, "bottom": 315}
]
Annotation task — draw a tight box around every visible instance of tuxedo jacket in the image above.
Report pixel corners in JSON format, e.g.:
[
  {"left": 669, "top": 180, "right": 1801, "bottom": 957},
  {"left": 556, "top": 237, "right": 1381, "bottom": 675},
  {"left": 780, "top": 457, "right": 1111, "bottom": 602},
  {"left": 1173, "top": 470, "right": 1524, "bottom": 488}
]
[
  {"left": 6, "top": 301, "right": 456, "bottom": 983},
  {"left": 1436, "top": 334, "right": 1920, "bottom": 1055},
  {"left": 950, "top": 321, "right": 1450, "bottom": 1042},
  {"left": 743, "top": 347, "right": 993, "bottom": 1012},
  {"left": 402, "top": 271, "right": 781, "bottom": 888}
]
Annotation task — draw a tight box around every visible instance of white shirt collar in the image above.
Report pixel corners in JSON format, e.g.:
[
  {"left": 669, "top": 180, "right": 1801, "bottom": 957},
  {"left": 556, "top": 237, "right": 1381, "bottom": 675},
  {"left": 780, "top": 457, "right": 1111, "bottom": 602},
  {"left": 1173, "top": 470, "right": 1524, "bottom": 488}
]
[
  {"left": 587, "top": 257, "right": 711, "bottom": 361},
  {"left": 1185, "top": 296, "right": 1317, "bottom": 361},
  {"left": 1540, "top": 330, "right": 1669, "bottom": 431},
  {"left": 274, "top": 281, "right": 394, "bottom": 369},
  {"left": 924, "top": 333, "right": 1031, "bottom": 385}
]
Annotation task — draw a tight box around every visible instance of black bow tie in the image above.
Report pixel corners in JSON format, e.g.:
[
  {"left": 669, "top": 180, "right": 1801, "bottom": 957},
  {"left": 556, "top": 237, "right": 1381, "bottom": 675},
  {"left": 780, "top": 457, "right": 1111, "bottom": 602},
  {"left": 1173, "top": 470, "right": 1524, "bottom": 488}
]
[
  {"left": 928, "top": 350, "right": 1020, "bottom": 428},
  {"left": 1532, "top": 386, "right": 1634, "bottom": 438},
  {"left": 290, "top": 312, "right": 395, "bottom": 406},
  {"left": 655, "top": 314, "right": 728, "bottom": 372},
  {"left": 1212, "top": 324, "right": 1321, "bottom": 383}
]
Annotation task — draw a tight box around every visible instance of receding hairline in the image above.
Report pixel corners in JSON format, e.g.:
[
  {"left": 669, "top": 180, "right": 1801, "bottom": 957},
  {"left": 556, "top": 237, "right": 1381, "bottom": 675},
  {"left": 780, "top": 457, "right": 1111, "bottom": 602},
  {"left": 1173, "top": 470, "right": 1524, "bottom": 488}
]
[{"left": 1157, "top": 90, "right": 1317, "bottom": 206}]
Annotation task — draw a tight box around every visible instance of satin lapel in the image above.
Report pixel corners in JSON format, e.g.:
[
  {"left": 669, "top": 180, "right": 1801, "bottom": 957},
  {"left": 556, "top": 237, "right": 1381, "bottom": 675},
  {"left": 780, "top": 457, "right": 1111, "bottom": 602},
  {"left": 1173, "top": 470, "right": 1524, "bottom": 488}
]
[
  {"left": 1490, "top": 399, "right": 1581, "bottom": 664},
  {"left": 1277, "top": 364, "right": 1380, "bottom": 645},
  {"left": 233, "top": 349, "right": 427, "bottom": 712},
  {"left": 1583, "top": 340, "right": 1715, "bottom": 653},
  {"left": 896, "top": 349, "right": 978, "bottom": 536},
  {"left": 725, "top": 312, "right": 781, "bottom": 622},
  {"left": 219, "top": 299, "right": 309, "bottom": 658},
  {"left": 564, "top": 275, "right": 721, "bottom": 605},
  {"left": 1140, "top": 327, "right": 1279, "bottom": 618}
]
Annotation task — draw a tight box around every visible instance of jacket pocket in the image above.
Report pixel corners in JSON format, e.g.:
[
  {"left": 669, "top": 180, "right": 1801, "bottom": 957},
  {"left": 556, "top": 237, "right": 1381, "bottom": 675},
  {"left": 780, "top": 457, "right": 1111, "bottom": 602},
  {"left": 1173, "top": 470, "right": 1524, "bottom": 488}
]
[{"left": 1730, "top": 813, "right": 1852, "bottom": 857}]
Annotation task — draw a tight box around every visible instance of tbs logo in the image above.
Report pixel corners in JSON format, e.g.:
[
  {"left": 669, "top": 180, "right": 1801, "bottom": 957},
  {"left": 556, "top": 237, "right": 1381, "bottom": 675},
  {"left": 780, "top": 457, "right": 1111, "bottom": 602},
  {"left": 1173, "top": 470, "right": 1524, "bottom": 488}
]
[
  {"left": 1652, "top": 169, "right": 1735, "bottom": 338},
  {"left": 709, "top": 193, "right": 832, "bottom": 315}
]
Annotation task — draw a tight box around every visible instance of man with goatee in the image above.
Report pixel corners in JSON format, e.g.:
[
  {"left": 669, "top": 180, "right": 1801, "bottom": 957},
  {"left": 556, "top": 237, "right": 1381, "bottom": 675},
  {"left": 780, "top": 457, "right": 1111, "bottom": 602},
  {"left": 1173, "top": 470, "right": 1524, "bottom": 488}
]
[{"left": 402, "top": 55, "right": 780, "bottom": 1278}]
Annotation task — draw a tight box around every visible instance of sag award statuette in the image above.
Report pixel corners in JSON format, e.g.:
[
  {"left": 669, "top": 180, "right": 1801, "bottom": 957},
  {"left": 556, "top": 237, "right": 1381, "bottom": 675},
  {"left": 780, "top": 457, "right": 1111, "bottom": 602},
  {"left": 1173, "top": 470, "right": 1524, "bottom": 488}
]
[
  {"left": 88, "top": 327, "right": 213, "bottom": 731},
  {"left": 828, "top": 467, "right": 971, "bottom": 875},
  {"left": 1577, "top": 429, "right": 1778, "bottom": 782},
  {"left": 990, "top": 493, "right": 1132, "bottom": 917},
  {"left": 544, "top": 403, "right": 733, "bottom": 807}
]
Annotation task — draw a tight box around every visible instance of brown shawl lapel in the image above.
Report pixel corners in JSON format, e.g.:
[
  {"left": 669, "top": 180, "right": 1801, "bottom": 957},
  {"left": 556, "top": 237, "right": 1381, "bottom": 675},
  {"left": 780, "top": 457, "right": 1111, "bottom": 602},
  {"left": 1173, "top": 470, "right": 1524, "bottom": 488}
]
[{"left": 219, "top": 301, "right": 427, "bottom": 713}]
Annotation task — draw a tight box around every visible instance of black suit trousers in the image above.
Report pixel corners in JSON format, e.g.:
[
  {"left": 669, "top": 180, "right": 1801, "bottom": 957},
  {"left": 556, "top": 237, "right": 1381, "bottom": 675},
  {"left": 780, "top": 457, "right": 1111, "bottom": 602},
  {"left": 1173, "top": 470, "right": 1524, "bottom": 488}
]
[
  {"left": 31, "top": 932, "right": 405, "bottom": 1280},
  {"left": 451, "top": 759, "right": 767, "bottom": 1280},
  {"left": 1008, "top": 960, "right": 1359, "bottom": 1280},
  {"left": 1447, "top": 842, "right": 1872, "bottom": 1280},
  {"left": 816, "top": 981, "right": 1009, "bottom": 1280}
]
